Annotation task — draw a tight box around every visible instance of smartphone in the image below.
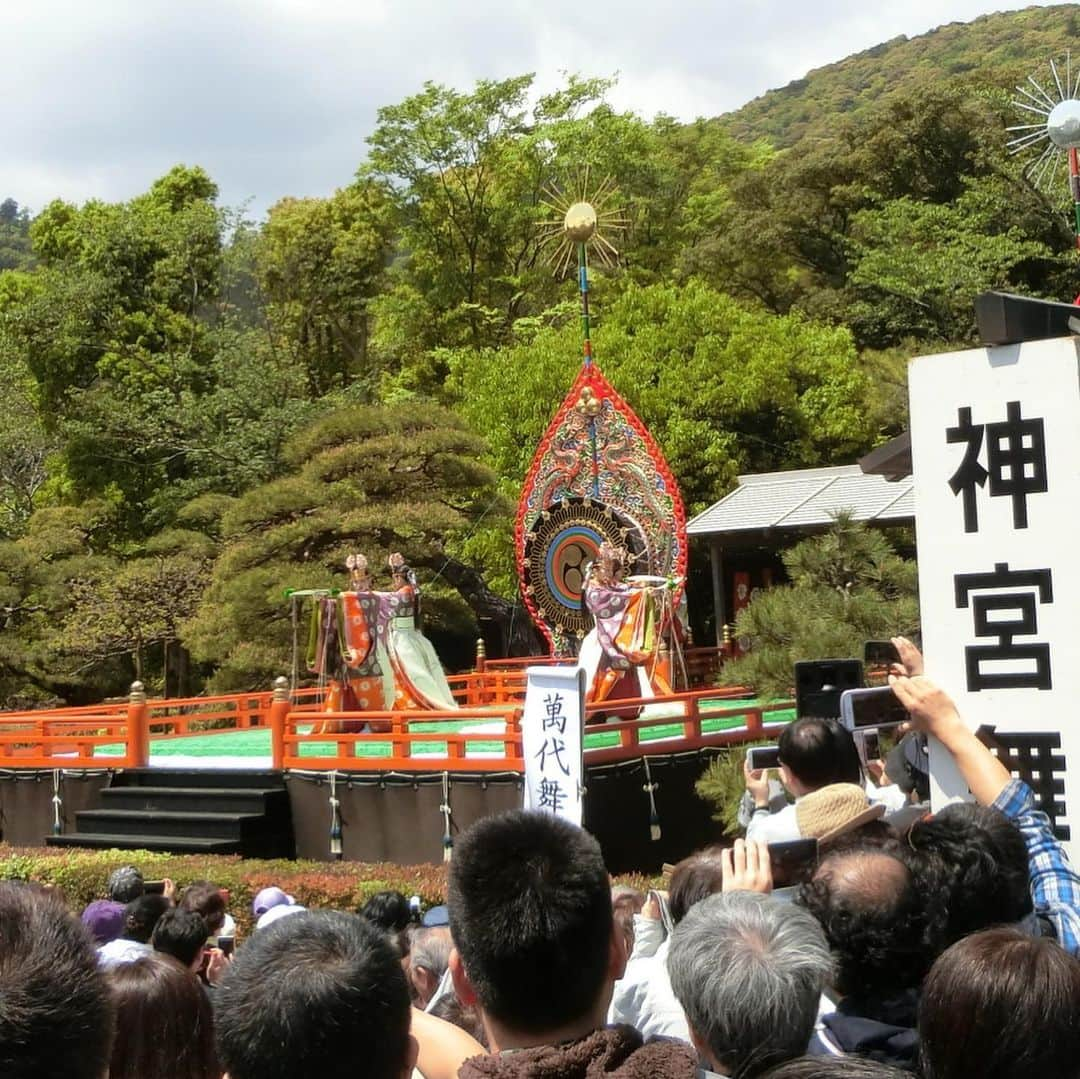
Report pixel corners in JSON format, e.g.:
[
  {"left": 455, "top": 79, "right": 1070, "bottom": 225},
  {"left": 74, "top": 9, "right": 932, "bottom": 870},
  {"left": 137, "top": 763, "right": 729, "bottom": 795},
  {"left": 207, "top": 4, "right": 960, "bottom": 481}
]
[
  {"left": 840, "top": 686, "right": 908, "bottom": 731},
  {"left": 747, "top": 745, "right": 781, "bottom": 771},
  {"left": 143, "top": 880, "right": 166, "bottom": 895},
  {"left": 217, "top": 936, "right": 235, "bottom": 958},
  {"left": 864, "top": 640, "right": 901, "bottom": 666},
  {"left": 794, "top": 659, "right": 864, "bottom": 719},
  {"left": 768, "top": 838, "right": 819, "bottom": 889},
  {"left": 859, "top": 730, "right": 881, "bottom": 760},
  {"left": 648, "top": 889, "right": 675, "bottom": 936}
]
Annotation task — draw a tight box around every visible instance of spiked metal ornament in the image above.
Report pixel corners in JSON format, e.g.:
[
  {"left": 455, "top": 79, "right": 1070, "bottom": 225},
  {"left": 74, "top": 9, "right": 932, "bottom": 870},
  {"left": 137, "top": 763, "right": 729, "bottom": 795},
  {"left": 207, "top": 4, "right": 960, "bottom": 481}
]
[
  {"left": 537, "top": 165, "right": 628, "bottom": 278},
  {"left": 1009, "top": 53, "right": 1080, "bottom": 190}
]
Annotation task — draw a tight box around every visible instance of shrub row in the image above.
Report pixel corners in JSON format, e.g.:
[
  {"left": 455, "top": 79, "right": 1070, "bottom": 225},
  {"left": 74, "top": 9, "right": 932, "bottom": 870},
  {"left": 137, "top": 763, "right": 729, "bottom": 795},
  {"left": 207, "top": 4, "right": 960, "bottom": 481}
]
[{"left": 0, "top": 846, "right": 657, "bottom": 937}]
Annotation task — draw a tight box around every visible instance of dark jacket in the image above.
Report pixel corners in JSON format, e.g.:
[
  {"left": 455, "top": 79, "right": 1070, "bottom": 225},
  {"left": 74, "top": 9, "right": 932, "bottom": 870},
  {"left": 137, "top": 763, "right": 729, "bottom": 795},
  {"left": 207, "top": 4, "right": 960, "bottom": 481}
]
[{"left": 817, "top": 989, "right": 919, "bottom": 1072}]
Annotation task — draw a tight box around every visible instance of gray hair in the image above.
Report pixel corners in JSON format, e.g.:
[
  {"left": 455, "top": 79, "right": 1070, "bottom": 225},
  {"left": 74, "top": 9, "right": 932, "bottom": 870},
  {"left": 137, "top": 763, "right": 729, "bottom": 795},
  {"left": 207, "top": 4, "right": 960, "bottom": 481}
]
[
  {"left": 409, "top": 926, "right": 452, "bottom": 979},
  {"left": 667, "top": 892, "right": 833, "bottom": 1078}
]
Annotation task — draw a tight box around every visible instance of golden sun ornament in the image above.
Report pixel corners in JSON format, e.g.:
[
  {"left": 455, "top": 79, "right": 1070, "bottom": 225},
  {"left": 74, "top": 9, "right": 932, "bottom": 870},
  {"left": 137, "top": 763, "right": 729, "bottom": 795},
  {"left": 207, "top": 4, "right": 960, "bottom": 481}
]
[{"left": 537, "top": 166, "right": 628, "bottom": 278}]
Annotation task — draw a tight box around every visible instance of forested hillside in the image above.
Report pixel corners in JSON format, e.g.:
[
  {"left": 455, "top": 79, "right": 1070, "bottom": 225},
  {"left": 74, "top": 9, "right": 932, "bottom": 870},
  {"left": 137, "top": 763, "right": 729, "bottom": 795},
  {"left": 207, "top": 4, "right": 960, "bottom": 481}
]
[
  {"left": 726, "top": 3, "right": 1080, "bottom": 146},
  {"left": 0, "top": 8, "right": 1076, "bottom": 703}
]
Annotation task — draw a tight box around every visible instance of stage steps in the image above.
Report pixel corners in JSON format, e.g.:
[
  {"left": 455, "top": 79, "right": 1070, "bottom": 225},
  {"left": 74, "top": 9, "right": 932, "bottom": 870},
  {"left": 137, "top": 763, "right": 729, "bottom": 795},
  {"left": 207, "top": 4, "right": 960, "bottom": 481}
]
[{"left": 46, "top": 769, "right": 295, "bottom": 858}]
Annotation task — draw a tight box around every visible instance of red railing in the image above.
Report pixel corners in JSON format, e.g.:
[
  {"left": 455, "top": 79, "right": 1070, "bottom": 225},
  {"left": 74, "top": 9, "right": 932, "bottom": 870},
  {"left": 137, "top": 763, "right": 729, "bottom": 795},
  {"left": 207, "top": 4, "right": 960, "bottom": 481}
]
[
  {"left": 278, "top": 706, "right": 524, "bottom": 772},
  {"left": 0, "top": 682, "right": 325, "bottom": 768},
  {"left": 0, "top": 645, "right": 746, "bottom": 770},
  {"left": 582, "top": 694, "right": 796, "bottom": 766},
  {"left": 0, "top": 710, "right": 133, "bottom": 769},
  {"left": 270, "top": 690, "right": 795, "bottom": 771}
]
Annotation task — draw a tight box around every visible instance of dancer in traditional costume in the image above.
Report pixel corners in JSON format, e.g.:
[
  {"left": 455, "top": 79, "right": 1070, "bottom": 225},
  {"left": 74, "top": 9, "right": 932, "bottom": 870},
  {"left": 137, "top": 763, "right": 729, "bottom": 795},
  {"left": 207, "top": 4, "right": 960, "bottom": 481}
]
[
  {"left": 578, "top": 542, "right": 677, "bottom": 710},
  {"left": 377, "top": 553, "right": 459, "bottom": 711},
  {"left": 339, "top": 554, "right": 395, "bottom": 723},
  {"left": 309, "top": 554, "right": 394, "bottom": 733}
]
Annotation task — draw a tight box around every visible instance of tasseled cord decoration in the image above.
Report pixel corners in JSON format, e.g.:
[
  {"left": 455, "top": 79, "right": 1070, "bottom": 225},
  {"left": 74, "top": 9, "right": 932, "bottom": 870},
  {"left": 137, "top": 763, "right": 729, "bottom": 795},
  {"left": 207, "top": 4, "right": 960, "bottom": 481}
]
[
  {"left": 51, "top": 769, "right": 63, "bottom": 836},
  {"left": 642, "top": 758, "right": 661, "bottom": 842},
  {"left": 440, "top": 771, "right": 453, "bottom": 863},
  {"left": 329, "top": 771, "right": 342, "bottom": 859}
]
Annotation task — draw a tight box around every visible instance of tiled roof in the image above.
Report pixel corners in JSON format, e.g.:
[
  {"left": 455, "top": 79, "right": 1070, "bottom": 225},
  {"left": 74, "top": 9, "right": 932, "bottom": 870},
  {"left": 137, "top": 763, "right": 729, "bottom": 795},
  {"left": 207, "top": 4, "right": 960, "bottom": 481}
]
[{"left": 687, "top": 465, "right": 914, "bottom": 538}]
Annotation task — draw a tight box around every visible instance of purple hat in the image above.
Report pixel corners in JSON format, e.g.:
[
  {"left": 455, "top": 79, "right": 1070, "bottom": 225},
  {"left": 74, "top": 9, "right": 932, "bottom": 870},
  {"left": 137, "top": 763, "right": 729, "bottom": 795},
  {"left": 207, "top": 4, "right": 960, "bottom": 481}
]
[
  {"left": 253, "top": 886, "right": 295, "bottom": 917},
  {"left": 81, "top": 899, "right": 127, "bottom": 945}
]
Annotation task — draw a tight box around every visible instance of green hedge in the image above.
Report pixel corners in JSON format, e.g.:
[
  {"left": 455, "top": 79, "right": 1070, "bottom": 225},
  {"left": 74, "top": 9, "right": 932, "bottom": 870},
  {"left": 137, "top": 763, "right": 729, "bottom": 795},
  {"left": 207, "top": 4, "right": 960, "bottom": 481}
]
[{"left": 0, "top": 846, "right": 657, "bottom": 937}]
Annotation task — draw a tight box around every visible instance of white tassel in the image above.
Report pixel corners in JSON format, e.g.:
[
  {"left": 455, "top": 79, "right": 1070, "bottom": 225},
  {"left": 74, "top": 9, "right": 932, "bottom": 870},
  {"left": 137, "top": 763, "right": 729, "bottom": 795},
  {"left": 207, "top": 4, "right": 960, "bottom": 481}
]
[
  {"left": 643, "top": 758, "right": 661, "bottom": 842},
  {"left": 440, "top": 771, "right": 453, "bottom": 862},
  {"left": 329, "top": 772, "right": 342, "bottom": 858},
  {"left": 51, "top": 769, "right": 63, "bottom": 836}
]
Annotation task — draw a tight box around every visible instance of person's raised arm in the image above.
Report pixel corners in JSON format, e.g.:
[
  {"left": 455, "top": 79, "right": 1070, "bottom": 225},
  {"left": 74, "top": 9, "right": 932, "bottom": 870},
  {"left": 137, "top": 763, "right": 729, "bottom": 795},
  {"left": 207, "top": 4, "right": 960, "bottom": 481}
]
[
  {"left": 890, "top": 636, "right": 924, "bottom": 677},
  {"left": 888, "top": 675, "right": 1011, "bottom": 806}
]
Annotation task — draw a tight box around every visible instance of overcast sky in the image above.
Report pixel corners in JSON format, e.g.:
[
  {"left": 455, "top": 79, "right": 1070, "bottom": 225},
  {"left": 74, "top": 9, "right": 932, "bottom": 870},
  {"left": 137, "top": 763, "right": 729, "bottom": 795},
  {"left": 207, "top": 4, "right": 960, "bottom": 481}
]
[{"left": 0, "top": 1, "right": 1062, "bottom": 218}]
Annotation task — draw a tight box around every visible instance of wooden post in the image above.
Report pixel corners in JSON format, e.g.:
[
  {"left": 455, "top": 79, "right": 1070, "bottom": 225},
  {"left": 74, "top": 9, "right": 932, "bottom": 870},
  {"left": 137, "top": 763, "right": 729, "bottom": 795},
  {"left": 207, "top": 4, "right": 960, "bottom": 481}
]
[
  {"left": 126, "top": 682, "right": 149, "bottom": 768},
  {"left": 270, "top": 676, "right": 290, "bottom": 770},
  {"left": 474, "top": 637, "right": 487, "bottom": 707},
  {"left": 709, "top": 538, "right": 726, "bottom": 647}
]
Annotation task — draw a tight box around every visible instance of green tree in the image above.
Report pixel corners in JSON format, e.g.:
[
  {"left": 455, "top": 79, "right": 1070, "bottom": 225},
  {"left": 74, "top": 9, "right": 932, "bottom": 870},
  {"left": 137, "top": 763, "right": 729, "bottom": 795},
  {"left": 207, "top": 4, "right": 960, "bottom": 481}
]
[
  {"left": 58, "top": 531, "right": 213, "bottom": 689},
  {"left": 364, "top": 72, "right": 743, "bottom": 384},
  {"left": 258, "top": 182, "right": 395, "bottom": 397},
  {"left": 447, "top": 280, "right": 875, "bottom": 515},
  {"left": 0, "top": 197, "right": 34, "bottom": 271},
  {"left": 720, "top": 516, "right": 920, "bottom": 698},
  {"left": 696, "top": 85, "right": 1074, "bottom": 347},
  {"left": 845, "top": 176, "right": 1069, "bottom": 344},
  {"left": 0, "top": 167, "right": 226, "bottom": 530},
  {"left": 0, "top": 502, "right": 120, "bottom": 703},
  {"left": 0, "top": 322, "right": 53, "bottom": 537}
]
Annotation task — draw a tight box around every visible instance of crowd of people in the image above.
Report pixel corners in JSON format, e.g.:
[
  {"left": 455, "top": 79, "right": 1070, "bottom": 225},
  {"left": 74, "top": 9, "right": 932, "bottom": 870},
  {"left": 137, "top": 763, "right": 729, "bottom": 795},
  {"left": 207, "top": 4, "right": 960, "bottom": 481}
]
[{"left": 2, "top": 647, "right": 1078, "bottom": 1078}]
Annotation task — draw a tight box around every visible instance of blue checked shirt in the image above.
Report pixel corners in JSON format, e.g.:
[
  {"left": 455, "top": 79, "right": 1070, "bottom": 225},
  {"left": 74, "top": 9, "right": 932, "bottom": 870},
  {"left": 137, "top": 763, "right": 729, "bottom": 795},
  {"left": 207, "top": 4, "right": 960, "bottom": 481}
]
[{"left": 992, "top": 777, "right": 1080, "bottom": 956}]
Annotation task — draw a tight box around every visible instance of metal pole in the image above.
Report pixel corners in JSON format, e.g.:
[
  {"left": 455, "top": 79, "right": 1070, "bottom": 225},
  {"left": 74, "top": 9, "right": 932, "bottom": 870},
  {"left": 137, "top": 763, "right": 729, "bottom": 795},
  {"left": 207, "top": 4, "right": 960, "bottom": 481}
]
[
  {"left": 577, "top": 240, "right": 601, "bottom": 497},
  {"left": 1070, "top": 147, "right": 1080, "bottom": 249}
]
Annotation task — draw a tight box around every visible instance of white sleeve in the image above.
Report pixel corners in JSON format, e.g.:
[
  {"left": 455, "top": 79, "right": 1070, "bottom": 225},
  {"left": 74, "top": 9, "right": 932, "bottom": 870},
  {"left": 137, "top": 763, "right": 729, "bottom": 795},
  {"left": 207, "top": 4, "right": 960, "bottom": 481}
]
[{"left": 746, "top": 803, "right": 801, "bottom": 843}]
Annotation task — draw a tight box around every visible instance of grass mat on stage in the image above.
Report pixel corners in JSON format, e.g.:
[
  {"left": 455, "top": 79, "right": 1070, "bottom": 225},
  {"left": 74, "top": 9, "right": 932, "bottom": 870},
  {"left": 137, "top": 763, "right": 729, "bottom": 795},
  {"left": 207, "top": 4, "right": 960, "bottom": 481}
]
[{"left": 92, "top": 699, "right": 795, "bottom": 761}]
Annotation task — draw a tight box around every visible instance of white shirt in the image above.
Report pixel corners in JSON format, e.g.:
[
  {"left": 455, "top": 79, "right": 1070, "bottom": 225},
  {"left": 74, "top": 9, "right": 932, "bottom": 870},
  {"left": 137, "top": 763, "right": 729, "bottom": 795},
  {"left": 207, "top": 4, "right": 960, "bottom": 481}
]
[
  {"left": 608, "top": 914, "right": 691, "bottom": 1043},
  {"left": 745, "top": 801, "right": 801, "bottom": 843},
  {"left": 97, "top": 938, "right": 152, "bottom": 969}
]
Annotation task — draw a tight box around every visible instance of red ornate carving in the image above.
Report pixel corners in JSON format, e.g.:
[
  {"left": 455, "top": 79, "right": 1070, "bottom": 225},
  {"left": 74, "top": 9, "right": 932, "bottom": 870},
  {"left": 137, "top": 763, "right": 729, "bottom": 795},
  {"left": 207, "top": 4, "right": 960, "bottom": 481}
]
[{"left": 515, "top": 362, "right": 688, "bottom": 652}]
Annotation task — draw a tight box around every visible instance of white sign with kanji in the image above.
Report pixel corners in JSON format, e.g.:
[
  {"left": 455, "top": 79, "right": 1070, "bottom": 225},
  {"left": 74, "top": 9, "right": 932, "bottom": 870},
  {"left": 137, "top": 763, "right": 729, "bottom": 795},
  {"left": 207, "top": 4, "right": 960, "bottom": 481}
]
[
  {"left": 522, "top": 666, "right": 585, "bottom": 825},
  {"left": 909, "top": 335, "right": 1080, "bottom": 847}
]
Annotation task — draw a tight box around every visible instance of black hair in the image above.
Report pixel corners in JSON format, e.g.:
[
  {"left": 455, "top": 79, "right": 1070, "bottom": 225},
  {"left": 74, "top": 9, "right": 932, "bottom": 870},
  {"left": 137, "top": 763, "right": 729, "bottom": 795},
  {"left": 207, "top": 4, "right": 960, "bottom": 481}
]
[
  {"left": 108, "top": 954, "right": 217, "bottom": 1079},
  {"left": 779, "top": 718, "right": 862, "bottom": 790},
  {"left": 216, "top": 910, "right": 411, "bottom": 1079},
  {"left": 361, "top": 889, "right": 413, "bottom": 933},
  {"left": 798, "top": 845, "right": 945, "bottom": 997},
  {"left": 448, "top": 809, "right": 613, "bottom": 1035},
  {"left": 122, "top": 893, "right": 171, "bottom": 943},
  {"left": 908, "top": 803, "right": 1032, "bottom": 944},
  {"left": 152, "top": 908, "right": 210, "bottom": 969},
  {"left": 762, "top": 1056, "right": 910, "bottom": 1078},
  {"left": 178, "top": 881, "right": 226, "bottom": 935},
  {"left": 919, "top": 928, "right": 1080, "bottom": 1079},
  {"left": 0, "top": 881, "right": 115, "bottom": 1079}
]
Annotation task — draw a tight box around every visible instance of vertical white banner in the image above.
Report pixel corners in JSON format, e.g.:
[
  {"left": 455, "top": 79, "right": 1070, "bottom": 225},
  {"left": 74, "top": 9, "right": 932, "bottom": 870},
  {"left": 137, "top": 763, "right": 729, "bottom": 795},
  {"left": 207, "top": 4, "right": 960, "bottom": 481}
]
[
  {"left": 522, "top": 666, "right": 585, "bottom": 825},
  {"left": 908, "top": 336, "right": 1080, "bottom": 850}
]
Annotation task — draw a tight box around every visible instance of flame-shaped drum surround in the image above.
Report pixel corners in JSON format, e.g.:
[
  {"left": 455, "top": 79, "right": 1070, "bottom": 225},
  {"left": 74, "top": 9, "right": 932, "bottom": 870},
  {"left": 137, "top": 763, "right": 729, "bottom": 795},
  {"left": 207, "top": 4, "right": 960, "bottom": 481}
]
[{"left": 516, "top": 362, "right": 687, "bottom": 653}]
